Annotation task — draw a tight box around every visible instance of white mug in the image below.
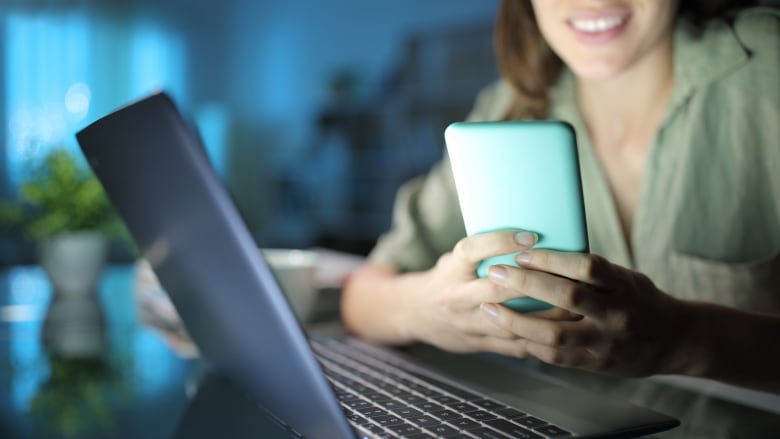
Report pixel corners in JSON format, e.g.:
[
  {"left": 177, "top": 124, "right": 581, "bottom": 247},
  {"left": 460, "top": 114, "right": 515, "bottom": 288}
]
[{"left": 261, "top": 248, "right": 319, "bottom": 322}]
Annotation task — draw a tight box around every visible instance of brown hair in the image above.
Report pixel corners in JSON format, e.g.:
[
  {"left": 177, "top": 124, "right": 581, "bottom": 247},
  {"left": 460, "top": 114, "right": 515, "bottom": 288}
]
[{"left": 495, "top": 0, "right": 761, "bottom": 120}]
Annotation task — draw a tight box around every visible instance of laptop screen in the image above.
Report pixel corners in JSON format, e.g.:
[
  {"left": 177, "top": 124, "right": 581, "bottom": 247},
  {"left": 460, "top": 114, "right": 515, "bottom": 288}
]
[{"left": 76, "top": 92, "right": 354, "bottom": 438}]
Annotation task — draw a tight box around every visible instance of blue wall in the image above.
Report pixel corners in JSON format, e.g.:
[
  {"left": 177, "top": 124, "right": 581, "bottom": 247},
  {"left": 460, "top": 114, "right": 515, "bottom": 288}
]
[{"left": 1, "top": 0, "right": 501, "bottom": 260}]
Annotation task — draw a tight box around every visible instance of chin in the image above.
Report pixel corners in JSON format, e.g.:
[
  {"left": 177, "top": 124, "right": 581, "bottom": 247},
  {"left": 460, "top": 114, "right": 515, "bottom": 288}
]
[{"left": 568, "top": 59, "right": 629, "bottom": 81}]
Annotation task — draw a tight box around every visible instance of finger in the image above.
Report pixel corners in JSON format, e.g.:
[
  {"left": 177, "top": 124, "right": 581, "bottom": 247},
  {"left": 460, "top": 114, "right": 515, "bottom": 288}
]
[
  {"left": 481, "top": 303, "right": 599, "bottom": 348},
  {"left": 515, "top": 250, "right": 616, "bottom": 287},
  {"left": 472, "top": 335, "right": 535, "bottom": 358},
  {"left": 462, "top": 307, "right": 520, "bottom": 340},
  {"left": 524, "top": 343, "right": 598, "bottom": 369},
  {"left": 529, "top": 307, "right": 583, "bottom": 322},
  {"left": 451, "top": 230, "right": 538, "bottom": 270},
  {"left": 486, "top": 265, "right": 608, "bottom": 317},
  {"left": 458, "top": 333, "right": 520, "bottom": 354}
]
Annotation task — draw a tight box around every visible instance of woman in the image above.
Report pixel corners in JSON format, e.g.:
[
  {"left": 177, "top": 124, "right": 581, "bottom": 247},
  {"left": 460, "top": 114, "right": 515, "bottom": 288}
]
[{"left": 341, "top": 0, "right": 780, "bottom": 393}]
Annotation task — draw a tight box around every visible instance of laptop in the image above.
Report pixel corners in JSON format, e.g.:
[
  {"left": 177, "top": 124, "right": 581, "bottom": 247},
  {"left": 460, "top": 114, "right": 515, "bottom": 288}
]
[{"left": 76, "top": 92, "right": 679, "bottom": 438}]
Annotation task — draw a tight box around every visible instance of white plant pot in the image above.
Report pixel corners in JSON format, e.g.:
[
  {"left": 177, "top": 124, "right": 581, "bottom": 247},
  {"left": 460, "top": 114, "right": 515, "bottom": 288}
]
[
  {"left": 39, "top": 231, "right": 108, "bottom": 299},
  {"left": 39, "top": 231, "right": 109, "bottom": 358}
]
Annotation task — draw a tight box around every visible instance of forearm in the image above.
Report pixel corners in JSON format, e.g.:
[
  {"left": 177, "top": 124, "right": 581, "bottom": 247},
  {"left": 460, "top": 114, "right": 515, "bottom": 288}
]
[
  {"left": 677, "top": 300, "right": 780, "bottom": 393},
  {"left": 340, "top": 262, "right": 425, "bottom": 346}
]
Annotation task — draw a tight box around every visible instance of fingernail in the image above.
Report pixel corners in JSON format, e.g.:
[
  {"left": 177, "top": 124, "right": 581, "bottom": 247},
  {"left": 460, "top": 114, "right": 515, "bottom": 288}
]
[
  {"left": 516, "top": 252, "right": 532, "bottom": 265},
  {"left": 488, "top": 265, "right": 507, "bottom": 282},
  {"left": 481, "top": 303, "right": 500, "bottom": 318},
  {"left": 515, "top": 232, "right": 537, "bottom": 247}
]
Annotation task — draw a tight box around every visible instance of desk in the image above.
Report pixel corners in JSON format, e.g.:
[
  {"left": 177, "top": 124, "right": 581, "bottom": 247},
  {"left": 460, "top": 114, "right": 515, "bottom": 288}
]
[
  {"left": 0, "top": 265, "right": 201, "bottom": 439},
  {"left": 1, "top": 264, "right": 778, "bottom": 438}
]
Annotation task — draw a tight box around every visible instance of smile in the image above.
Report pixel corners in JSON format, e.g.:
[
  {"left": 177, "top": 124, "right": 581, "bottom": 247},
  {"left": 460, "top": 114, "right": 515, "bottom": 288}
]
[{"left": 569, "top": 16, "right": 626, "bottom": 33}]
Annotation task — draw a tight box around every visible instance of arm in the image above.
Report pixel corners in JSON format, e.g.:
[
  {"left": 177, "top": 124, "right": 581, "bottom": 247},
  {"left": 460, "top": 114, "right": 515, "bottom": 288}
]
[
  {"left": 340, "top": 262, "right": 422, "bottom": 346},
  {"left": 680, "top": 300, "right": 780, "bottom": 393}
]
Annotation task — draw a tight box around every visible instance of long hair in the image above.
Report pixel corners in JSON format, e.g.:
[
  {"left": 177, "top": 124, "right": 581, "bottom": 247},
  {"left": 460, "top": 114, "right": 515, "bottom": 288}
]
[{"left": 495, "top": 0, "right": 761, "bottom": 120}]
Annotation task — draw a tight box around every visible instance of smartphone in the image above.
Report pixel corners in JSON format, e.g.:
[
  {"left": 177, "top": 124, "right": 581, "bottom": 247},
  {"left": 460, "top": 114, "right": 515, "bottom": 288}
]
[{"left": 445, "top": 120, "right": 589, "bottom": 313}]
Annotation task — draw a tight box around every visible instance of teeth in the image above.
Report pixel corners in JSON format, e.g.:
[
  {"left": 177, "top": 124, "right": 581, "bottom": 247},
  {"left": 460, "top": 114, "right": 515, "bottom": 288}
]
[{"left": 571, "top": 17, "right": 624, "bottom": 33}]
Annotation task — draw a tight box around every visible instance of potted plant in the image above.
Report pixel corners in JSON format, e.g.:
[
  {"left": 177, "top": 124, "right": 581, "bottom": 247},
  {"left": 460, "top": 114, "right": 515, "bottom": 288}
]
[{"left": 0, "top": 147, "right": 130, "bottom": 357}]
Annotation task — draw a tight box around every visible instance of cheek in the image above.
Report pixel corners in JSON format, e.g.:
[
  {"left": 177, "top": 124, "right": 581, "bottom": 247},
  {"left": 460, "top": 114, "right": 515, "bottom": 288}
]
[{"left": 530, "top": 0, "right": 565, "bottom": 43}]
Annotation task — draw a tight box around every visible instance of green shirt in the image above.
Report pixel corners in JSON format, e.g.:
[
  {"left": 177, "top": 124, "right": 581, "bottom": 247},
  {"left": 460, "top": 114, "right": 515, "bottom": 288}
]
[{"left": 369, "top": 8, "right": 780, "bottom": 312}]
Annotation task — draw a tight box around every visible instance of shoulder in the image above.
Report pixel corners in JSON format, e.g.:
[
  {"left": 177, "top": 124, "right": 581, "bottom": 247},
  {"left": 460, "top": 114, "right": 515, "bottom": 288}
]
[
  {"left": 731, "top": 7, "right": 780, "bottom": 52},
  {"left": 677, "top": 7, "right": 780, "bottom": 98},
  {"left": 724, "top": 8, "right": 780, "bottom": 102}
]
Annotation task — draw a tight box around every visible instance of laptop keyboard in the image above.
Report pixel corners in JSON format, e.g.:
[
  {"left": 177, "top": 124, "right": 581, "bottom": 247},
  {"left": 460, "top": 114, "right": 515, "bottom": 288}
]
[{"left": 311, "top": 339, "right": 573, "bottom": 438}]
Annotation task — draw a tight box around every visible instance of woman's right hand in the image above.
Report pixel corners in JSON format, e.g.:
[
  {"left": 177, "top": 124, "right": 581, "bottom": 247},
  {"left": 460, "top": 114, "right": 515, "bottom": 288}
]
[{"left": 402, "top": 230, "right": 577, "bottom": 353}]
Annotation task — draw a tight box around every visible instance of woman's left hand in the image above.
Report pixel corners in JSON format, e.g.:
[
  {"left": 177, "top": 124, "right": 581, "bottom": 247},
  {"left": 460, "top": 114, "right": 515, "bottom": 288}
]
[{"left": 482, "top": 250, "right": 690, "bottom": 377}]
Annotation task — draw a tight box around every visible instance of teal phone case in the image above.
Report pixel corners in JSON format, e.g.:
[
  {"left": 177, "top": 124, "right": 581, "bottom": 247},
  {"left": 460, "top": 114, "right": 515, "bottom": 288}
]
[{"left": 445, "top": 121, "right": 589, "bottom": 313}]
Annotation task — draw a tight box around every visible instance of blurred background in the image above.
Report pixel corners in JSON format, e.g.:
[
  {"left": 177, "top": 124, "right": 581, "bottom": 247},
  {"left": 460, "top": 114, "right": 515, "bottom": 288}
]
[{"left": 0, "top": 0, "right": 501, "bottom": 264}]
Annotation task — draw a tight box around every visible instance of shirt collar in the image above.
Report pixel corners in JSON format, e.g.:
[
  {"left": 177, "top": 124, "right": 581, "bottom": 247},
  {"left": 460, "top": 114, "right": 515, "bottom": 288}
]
[{"left": 669, "top": 15, "right": 750, "bottom": 110}]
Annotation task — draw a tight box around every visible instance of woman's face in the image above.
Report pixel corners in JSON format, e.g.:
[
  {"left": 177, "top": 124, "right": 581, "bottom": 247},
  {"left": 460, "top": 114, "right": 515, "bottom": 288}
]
[{"left": 530, "top": 0, "right": 678, "bottom": 80}]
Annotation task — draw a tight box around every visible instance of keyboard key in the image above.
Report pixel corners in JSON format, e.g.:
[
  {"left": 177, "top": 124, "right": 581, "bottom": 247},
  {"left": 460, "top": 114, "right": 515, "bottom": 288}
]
[
  {"left": 337, "top": 392, "right": 362, "bottom": 403},
  {"left": 383, "top": 386, "right": 408, "bottom": 396},
  {"left": 355, "top": 424, "right": 392, "bottom": 439},
  {"left": 514, "top": 416, "right": 548, "bottom": 429},
  {"left": 392, "top": 406, "right": 424, "bottom": 419},
  {"left": 431, "top": 394, "right": 461, "bottom": 405},
  {"left": 424, "top": 423, "right": 461, "bottom": 437},
  {"left": 346, "top": 412, "right": 365, "bottom": 424},
  {"left": 535, "top": 425, "right": 572, "bottom": 437},
  {"left": 397, "top": 394, "right": 428, "bottom": 405},
  {"left": 472, "top": 399, "right": 506, "bottom": 411},
  {"left": 412, "top": 400, "right": 446, "bottom": 413},
  {"left": 448, "top": 417, "right": 481, "bottom": 431},
  {"left": 407, "top": 415, "right": 440, "bottom": 428},
  {"left": 345, "top": 399, "right": 372, "bottom": 410},
  {"left": 382, "top": 400, "right": 408, "bottom": 411},
  {"left": 354, "top": 406, "right": 389, "bottom": 418},
  {"left": 448, "top": 402, "right": 479, "bottom": 413},
  {"left": 386, "top": 422, "right": 423, "bottom": 435},
  {"left": 485, "top": 419, "right": 543, "bottom": 439},
  {"left": 494, "top": 407, "right": 526, "bottom": 419},
  {"left": 374, "top": 414, "right": 405, "bottom": 427},
  {"left": 467, "top": 410, "right": 498, "bottom": 422},
  {"left": 364, "top": 392, "right": 393, "bottom": 403},
  {"left": 432, "top": 409, "right": 463, "bottom": 422},
  {"left": 412, "top": 387, "right": 446, "bottom": 398},
  {"left": 360, "top": 422, "right": 386, "bottom": 434}
]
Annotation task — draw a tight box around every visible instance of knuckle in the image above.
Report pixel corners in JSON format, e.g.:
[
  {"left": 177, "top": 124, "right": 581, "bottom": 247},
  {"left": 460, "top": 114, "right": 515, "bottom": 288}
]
[
  {"left": 513, "top": 269, "right": 530, "bottom": 291},
  {"left": 548, "top": 326, "right": 567, "bottom": 348},
  {"left": 510, "top": 316, "right": 525, "bottom": 335},
  {"left": 582, "top": 254, "right": 608, "bottom": 280},
  {"left": 490, "top": 283, "right": 511, "bottom": 304},
  {"left": 452, "top": 239, "right": 471, "bottom": 259},
  {"left": 435, "top": 252, "right": 453, "bottom": 268},
  {"left": 548, "top": 350, "right": 567, "bottom": 365},
  {"left": 434, "top": 288, "right": 459, "bottom": 311},
  {"left": 633, "top": 272, "right": 655, "bottom": 290},
  {"left": 561, "top": 283, "right": 585, "bottom": 309},
  {"left": 579, "top": 254, "right": 597, "bottom": 279},
  {"left": 533, "top": 250, "right": 550, "bottom": 267},
  {"left": 609, "top": 312, "right": 631, "bottom": 332},
  {"left": 512, "top": 340, "right": 531, "bottom": 358}
]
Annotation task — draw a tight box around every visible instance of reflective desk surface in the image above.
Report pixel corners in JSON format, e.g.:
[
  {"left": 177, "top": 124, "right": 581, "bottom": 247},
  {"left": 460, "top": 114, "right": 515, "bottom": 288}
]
[{"left": 1, "top": 264, "right": 778, "bottom": 438}]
